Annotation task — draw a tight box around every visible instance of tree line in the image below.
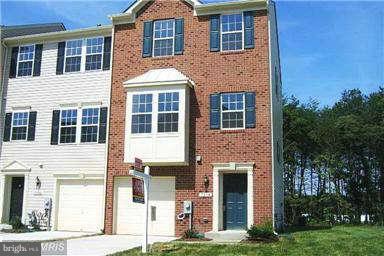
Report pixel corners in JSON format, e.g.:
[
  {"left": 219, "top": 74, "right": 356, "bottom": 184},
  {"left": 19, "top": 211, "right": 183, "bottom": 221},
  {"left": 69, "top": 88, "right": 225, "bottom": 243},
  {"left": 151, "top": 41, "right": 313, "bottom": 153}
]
[{"left": 283, "top": 87, "right": 384, "bottom": 225}]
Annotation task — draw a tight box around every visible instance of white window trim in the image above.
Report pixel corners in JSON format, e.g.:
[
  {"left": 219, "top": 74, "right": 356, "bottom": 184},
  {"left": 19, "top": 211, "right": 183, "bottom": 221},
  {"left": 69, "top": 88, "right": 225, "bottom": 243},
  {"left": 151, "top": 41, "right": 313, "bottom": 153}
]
[
  {"left": 131, "top": 93, "right": 153, "bottom": 134},
  {"left": 58, "top": 106, "right": 101, "bottom": 145},
  {"left": 85, "top": 37, "right": 105, "bottom": 72},
  {"left": 220, "top": 13, "right": 245, "bottom": 52},
  {"left": 16, "top": 44, "right": 35, "bottom": 78},
  {"left": 80, "top": 107, "right": 101, "bottom": 143},
  {"left": 220, "top": 92, "right": 245, "bottom": 130},
  {"left": 152, "top": 19, "right": 176, "bottom": 57},
  {"left": 58, "top": 108, "right": 78, "bottom": 145},
  {"left": 10, "top": 110, "right": 30, "bottom": 141},
  {"left": 64, "top": 37, "right": 104, "bottom": 74},
  {"left": 157, "top": 92, "right": 180, "bottom": 133}
]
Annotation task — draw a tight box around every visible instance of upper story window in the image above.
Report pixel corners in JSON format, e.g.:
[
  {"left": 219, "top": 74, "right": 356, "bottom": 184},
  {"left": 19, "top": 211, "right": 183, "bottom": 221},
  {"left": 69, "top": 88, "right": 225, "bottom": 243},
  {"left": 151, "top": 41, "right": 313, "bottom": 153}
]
[
  {"left": 64, "top": 37, "right": 104, "bottom": 73},
  {"left": 81, "top": 108, "right": 99, "bottom": 142},
  {"left": 60, "top": 109, "right": 78, "bottom": 143},
  {"left": 131, "top": 94, "right": 152, "bottom": 134},
  {"left": 153, "top": 19, "right": 175, "bottom": 57},
  {"left": 65, "top": 40, "right": 82, "bottom": 72},
  {"left": 221, "top": 93, "right": 244, "bottom": 129},
  {"left": 85, "top": 37, "right": 104, "bottom": 71},
  {"left": 12, "top": 112, "right": 29, "bottom": 140},
  {"left": 158, "top": 92, "right": 179, "bottom": 132},
  {"left": 221, "top": 14, "right": 243, "bottom": 51},
  {"left": 210, "top": 12, "right": 254, "bottom": 52},
  {"left": 17, "top": 45, "right": 35, "bottom": 77}
]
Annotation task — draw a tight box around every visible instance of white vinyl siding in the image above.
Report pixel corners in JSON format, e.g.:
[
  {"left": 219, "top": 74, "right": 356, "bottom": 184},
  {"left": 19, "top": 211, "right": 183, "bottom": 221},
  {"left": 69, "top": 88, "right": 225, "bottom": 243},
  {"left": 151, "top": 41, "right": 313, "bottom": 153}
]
[{"left": 0, "top": 39, "right": 110, "bottom": 226}]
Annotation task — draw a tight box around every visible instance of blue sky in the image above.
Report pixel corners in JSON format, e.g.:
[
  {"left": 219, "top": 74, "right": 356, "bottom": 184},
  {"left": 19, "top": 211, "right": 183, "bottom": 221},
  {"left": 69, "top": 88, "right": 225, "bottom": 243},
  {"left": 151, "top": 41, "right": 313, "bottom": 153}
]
[{"left": 1, "top": 0, "right": 383, "bottom": 107}]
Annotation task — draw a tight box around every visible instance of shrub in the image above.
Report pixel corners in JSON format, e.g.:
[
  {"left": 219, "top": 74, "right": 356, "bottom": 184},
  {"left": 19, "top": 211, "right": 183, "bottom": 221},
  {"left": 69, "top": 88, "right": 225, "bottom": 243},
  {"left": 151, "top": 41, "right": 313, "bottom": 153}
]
[
  {"left": 9, "top": 217, "right": 27, "bottom": 230},
  {"left": 246, "top": 220, "right": 278, "bottom": 242},
  {"left": 183, "top": 228, "right": 199, "bottom": 239}
]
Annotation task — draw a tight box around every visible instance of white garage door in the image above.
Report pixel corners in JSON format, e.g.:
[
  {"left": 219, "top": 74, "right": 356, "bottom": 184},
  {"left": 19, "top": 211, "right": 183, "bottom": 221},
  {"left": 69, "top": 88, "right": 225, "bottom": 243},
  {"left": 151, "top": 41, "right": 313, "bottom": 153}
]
[
  {"left": 57, "top": 179, "right": 104, "bottom": 232},
  {"left": 114, "top": 177, "right": 175, "bottom": 236}
]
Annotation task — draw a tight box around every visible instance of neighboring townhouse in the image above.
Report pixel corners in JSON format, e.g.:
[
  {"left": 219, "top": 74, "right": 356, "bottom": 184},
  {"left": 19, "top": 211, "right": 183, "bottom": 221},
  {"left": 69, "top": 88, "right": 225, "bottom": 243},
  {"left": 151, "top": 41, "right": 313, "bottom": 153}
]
[
  {"left": 0, "top": 25, "right": 112, "bottom": 232},
  {"left": 1, "top": 23, "right": 66, "bottom": 118},
  {"left": 105, "top": 0, "right": 283, "bottom": 237}
]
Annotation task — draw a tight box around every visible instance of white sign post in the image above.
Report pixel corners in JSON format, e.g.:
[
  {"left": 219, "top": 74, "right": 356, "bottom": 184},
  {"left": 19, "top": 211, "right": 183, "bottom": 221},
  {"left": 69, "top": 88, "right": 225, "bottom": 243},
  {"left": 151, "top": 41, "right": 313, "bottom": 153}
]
[{"left": 129, "top": 165, "right": 151, "bottom": 253}]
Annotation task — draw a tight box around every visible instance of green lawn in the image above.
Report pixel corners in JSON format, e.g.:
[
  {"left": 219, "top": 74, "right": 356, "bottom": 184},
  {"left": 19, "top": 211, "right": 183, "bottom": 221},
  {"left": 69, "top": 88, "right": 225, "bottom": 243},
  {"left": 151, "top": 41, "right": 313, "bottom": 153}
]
[{"left": 111, "top": 225, "right": 384, "bottom": 256}]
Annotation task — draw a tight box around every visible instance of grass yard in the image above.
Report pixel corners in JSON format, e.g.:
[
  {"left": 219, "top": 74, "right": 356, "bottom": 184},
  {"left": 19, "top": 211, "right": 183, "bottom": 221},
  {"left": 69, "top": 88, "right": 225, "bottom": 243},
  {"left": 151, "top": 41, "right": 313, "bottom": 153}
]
[{"left": 111, "top": 225, "right": 384, "bottom": 256}]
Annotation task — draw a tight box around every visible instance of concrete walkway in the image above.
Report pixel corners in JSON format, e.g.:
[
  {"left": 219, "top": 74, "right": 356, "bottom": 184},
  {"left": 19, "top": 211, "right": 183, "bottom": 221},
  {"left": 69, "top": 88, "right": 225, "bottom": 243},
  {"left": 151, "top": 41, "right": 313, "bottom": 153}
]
[
  {"left": 65, "top": 235, "right": 175, "bottom": 256},
  {"left": 0, "top": 231, "right": 98, "bottom": 242}
]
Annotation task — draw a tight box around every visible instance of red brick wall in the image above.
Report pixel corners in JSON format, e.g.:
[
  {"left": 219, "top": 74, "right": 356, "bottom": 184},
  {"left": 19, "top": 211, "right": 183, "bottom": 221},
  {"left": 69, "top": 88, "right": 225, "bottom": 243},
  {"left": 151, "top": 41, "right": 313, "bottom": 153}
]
[{"left": 105, "top": 0, "right": 272, "bottom": 236}]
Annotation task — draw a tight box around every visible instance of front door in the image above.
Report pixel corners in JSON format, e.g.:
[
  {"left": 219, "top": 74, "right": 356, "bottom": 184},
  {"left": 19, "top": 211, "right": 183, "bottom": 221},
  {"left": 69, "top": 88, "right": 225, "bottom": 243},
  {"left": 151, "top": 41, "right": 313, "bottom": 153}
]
[
  {"left": 9, "top": 177, "right": 24, "bottom": 221},
  {"left": 223, "top": 174, "right": 247, "bottom": 230}
]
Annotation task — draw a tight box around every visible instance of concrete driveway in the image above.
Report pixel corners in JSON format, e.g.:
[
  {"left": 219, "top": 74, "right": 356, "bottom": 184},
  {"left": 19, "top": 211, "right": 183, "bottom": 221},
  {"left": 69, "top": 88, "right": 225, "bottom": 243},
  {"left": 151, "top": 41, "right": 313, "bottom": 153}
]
[
  {"left": 0, "top": 230, "right": 97, "bottom": 242},
  {"left": 0, "top": 231, "right": 175, "bottom": 255},
  {"left": 65, "top": 235, "right": 175, "bottom": 256}
]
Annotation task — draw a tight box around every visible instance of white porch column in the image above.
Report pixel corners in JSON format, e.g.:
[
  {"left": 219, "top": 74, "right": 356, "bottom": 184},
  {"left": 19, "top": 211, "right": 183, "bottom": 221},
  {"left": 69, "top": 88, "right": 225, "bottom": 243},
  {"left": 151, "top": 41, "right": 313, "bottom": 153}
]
[
  {"left": 212, "top": 169, "right": 219, "bottom": 232},
  {"left": 247, "top": 170, "right": 254, "bottom": 228},
  {"left": 0, "top": 175, "right": 5, "bottom": 222}
]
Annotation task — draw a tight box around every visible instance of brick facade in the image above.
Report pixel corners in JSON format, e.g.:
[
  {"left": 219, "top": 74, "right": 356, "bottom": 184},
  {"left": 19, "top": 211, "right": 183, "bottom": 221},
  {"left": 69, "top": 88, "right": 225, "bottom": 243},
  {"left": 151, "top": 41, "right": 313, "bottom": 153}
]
[{"left": 105, "top": 0, "right": 273, "bottom": 236}]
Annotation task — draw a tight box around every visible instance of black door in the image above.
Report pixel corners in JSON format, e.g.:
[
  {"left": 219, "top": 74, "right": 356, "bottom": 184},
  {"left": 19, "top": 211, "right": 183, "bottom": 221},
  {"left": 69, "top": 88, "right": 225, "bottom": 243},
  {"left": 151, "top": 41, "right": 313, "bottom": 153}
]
[
  {"left": 223, "top": 174, "right": 247, "bottom": 230},
  {"left": 9, "top": 177, "right": 24, "bottom": 221}
]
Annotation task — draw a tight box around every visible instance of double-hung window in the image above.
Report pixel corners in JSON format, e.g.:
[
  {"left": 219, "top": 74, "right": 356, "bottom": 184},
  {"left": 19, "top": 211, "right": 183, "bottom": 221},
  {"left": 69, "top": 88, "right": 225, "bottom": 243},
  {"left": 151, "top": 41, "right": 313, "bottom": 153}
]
[
  {"left": 12, "top": 112, "right": 29, "bottom": 140},
  {"left": 221, "top": 14, "right": 243, "bottom": 51},
  {"left": 153, "top": 19, "right": 175, "bottom": 57},
  {"left": 65, "top": 40, "right": 82, "bottom": 72},
  {"left": 85, "top": 37, "right": 103, "bottom": 71},
  {"left": 81, "top": 108, "right": 99, "bottom": 142},
  {"left": 221, "top": 93, "right": 245, "bottom": 129},
  {"left": 131, "top": 94, "right": 152, "bottom": 134},
  {"left": 17, "top": 45, "right": 35, "bottom": 77},
  {"left": 60, "top": 109, "right": 77, "bottom": 143},
  {"left": 158, "top": 92, "right": 179, "bottom": 132}
]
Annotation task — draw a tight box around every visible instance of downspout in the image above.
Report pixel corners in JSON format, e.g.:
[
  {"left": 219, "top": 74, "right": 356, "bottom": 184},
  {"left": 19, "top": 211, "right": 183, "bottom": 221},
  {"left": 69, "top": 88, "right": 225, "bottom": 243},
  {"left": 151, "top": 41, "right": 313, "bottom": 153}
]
[
  {"left": 0, "top": 41, "right": 8, "bottom": 153},
  {"left": 266, "top": 0, "right": 276, "bottom": 229},
  {"left": 102, "top": 25, "right": 115, "bottom": 233}
]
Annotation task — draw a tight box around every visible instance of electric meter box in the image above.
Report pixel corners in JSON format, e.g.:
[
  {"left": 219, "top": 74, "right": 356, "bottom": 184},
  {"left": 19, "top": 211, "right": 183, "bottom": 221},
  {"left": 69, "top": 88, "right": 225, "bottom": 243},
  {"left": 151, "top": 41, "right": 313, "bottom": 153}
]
[{"left": 183, "top": 201, "right": 192, "bottom": 214}]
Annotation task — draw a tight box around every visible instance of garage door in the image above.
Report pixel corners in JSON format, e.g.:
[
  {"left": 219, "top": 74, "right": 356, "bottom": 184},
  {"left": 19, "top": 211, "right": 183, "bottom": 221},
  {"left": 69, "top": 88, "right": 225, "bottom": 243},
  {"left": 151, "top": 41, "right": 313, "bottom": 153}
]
[
  {"left": 114, "top": 177, "right": 175, "bottom": 236},
  {"left": 57, "top": 179, "right": 104, "bottom": 232}
]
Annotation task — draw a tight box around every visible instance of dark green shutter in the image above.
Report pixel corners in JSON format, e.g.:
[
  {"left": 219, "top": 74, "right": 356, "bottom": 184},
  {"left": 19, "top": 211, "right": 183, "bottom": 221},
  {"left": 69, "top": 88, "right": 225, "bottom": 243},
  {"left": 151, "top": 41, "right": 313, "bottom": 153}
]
[
  {"left": 245, "top": 92, "right": 256, "bottom": 128},
  {"left": 9, "top": 47, "right": 19, "bottom": 78},
  {"left": 103, "top": 36, "right": 112, "bottom": 70},
  {"left": 56, "top": 42, "right": 66, "bottom": 75},
  {"left": 210, "top": 15, "right": 220, "bottom": 52},
  {"left": 174, "top": 18, "right": 184, "bottom": 55},
  {"left": 3, "top": 113, "right": 12, "bottom": 141},
  {"left": 50, "top": 110, "right": 60, "bottom": 145},
  {"left": 142, "top": 21, "right": 153, "bottom": 57},
  {"left": 27, "top": 111, "right": 37, "bottom": 141},
  {"left": 244, "top": 11, "right": 255, "bottom": 49},
  {"left": 210, "top": 94, "right": 220, "bottom": 129},
  {"left": 33, "top": 44, "right": 43, "bottom": 76},
  {"left": 98, "top": 107, "right": 108, "bottom": 143}
]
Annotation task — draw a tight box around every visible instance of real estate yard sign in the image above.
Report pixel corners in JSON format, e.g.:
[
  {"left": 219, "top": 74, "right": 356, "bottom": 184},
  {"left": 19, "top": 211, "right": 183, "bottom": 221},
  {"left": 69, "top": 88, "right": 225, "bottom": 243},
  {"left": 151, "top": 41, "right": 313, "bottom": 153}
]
[{"left": 132, "top": 177, "right": 145, "bottom": 204}]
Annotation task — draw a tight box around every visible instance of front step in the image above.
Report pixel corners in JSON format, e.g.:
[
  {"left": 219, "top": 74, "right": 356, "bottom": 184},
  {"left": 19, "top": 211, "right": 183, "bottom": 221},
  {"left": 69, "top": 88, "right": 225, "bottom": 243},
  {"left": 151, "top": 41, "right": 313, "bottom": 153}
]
[
  {"left": 205, "top": 230, "right": 247, "bottom": 242},
  {"left": 0, "top": 224, "right": 12, "bottom": 231}
]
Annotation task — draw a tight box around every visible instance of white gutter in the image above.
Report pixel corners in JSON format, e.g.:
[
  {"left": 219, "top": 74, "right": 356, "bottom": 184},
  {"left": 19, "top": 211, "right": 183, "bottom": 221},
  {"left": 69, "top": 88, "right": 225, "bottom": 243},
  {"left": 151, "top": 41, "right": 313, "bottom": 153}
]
[{"left": 3, "top": 25, "right": 112, "bottom": 46}]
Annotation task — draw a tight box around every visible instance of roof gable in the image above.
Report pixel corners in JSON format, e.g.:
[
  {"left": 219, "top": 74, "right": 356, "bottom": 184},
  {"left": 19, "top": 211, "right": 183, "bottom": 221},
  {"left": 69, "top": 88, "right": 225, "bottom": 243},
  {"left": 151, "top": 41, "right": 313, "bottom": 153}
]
[
  {"left": 2, "top": 160, "right": 31, "bottom": 172},
  {"left": 123, "top": 68, "right": 195, "bottom": 88}
]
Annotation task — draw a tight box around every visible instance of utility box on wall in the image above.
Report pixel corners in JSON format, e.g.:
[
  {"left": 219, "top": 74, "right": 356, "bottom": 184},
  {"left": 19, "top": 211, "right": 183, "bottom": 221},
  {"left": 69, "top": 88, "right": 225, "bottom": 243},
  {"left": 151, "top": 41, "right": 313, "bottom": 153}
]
[{"left": 183, "top": 201, "right": 192, "bottom": 214}]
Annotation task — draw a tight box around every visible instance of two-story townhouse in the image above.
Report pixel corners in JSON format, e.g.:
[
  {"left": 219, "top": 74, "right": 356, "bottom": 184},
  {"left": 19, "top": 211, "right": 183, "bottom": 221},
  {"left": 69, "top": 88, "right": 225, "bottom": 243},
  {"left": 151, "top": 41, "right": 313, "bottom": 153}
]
[
  {"left": 105, "top": 0, "right": 283, "bottom": 237},
  {"left": 0, "top": 25, "right": 112, "bottom": 232}
]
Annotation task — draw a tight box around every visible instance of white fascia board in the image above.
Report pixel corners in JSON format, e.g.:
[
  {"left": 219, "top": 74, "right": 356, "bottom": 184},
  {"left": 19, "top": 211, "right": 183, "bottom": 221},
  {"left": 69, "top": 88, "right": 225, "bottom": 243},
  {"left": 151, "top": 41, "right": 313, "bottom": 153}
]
[
  {"left": 110, "top": 0, "right": 267, "bottom": 24},
  {"left": 3, "top": 25, "right": 112, "bottom": 46},
  {"left": 123, "top": 80, "right": 194, "bottom": 89}
]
